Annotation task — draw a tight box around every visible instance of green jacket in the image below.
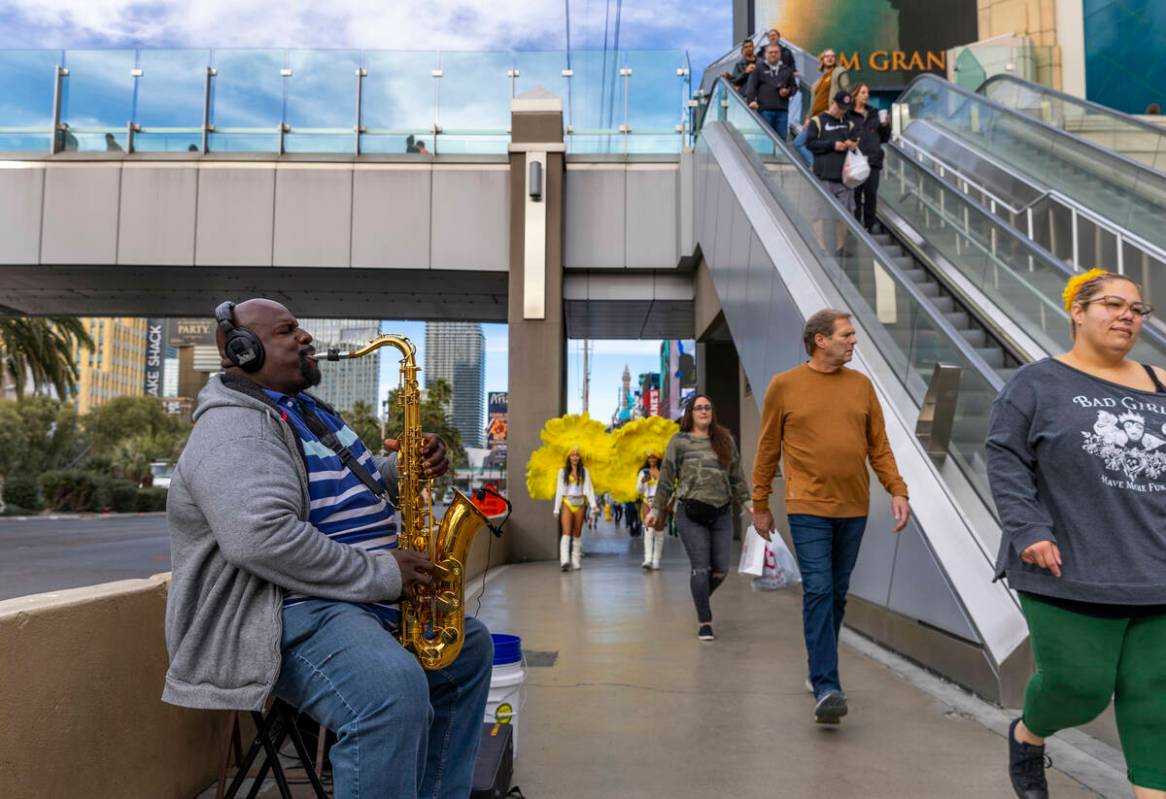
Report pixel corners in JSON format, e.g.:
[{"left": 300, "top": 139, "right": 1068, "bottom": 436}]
[{"left": 653, "top": 431, "right": 749, "bottom": 512}]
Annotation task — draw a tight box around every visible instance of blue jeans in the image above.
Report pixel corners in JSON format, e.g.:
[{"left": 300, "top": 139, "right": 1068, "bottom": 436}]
[
  {"left": 759, "top": 108, "right": 789, "bottom": 140},
  {"left": 787, "top": 514, "right": 867, "bottom": 699},
  {"left": 793, "top": 124, "right": 813, "bottom": 166},
  {"left": 274, "top": 600, "right": 493, "bottom": 799}
]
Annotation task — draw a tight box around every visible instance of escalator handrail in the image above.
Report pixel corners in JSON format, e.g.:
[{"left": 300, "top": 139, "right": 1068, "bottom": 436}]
[
  {"left": 886, "top": 139, "right": 1166, "bottom": 357},
  {"left": 979, "top": 73, "right": 1166, "bottom": 152},
  {"left": 897, "top": 121, "right": 1166, "bottom": 276},
  {"left": 898, "top": 74, "right": 1166, "bottom": 197},
  {"left": 704, "top": 76, "right": 1006, "bottom": 394}
]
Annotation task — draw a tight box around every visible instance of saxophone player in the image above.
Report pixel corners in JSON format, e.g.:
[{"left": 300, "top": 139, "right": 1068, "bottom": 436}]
[{"left": 162, "top": 299, "right": 493, "bottom": 799}]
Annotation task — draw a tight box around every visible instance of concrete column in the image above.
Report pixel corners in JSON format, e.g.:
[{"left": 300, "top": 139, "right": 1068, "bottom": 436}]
[{"left": 506, "top": 90, "right": 567, "bottom": 562}]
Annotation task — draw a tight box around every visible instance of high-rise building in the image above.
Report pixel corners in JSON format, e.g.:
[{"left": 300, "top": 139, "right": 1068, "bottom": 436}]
[
  {"left": 424, "top": 322, "right": 485, "bottom": 448},
  {"left": 71, "top": 317, "right": 149, "bottom": 413},
  {"left": 300, "top": 319, "right": 381, "bottom": 414}
]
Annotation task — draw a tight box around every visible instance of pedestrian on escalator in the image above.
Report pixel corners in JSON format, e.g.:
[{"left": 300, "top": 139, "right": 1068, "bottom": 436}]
[
  {"left": 722, "top": 38, "right": 758, "bottom": 92},
  {"left": 792, "top": 49, "right": 850, "bottom": 166},
  {"left": 846, "top": 84, "right": 890, "bottom": 233},
  {"left": 758, "top": 28, "right": 797, "bottom": 73},
  {"left": 646, "top": 395, "right": 750, "bottom": 642},
  {"left": 745, "top": 43, "right": 798, "bottom": 140},
  {"left": 987, "top": 269, "right": 1166, "bottom": 799},
  {"left": 806, "top": 90, "right": 859, "bottom": 254}
]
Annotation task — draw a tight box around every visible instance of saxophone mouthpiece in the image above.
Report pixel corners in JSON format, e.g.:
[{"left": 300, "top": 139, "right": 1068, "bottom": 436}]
[{"left": 326, "top": 347, "right": 345, "bottom": 361}]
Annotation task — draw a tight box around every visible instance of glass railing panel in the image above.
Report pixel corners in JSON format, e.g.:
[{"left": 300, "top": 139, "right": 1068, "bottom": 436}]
[
  {"left": 513, "top": 51, "right": 569, "bottom": 108},
  {"left": 134, "top": 49, "right": 208, "bottom": 152},
  {"left": 283, "top": 49, "right": 361, "bottom": 153},
  {"left": 982, "top": 76, "right": 1166, "bottom": 175},
  {"left": 60, "top": 49, "right": 136, "bottom": 152},
  {"left": 623, "top": 50, "right": 686, "bottom": 152},
  {"left": 434, "top": 51, "right": 512, "bottom": 154},
  {"left": 208, "top": 49, "right": 283, "bottom": 152},
  {"left": 0, "top": 50, "right": 61, "bottom": 152},
  {"left": 359, "top": 50, "right": 436, "bottom": 155},
  {"left": 566, "top": 132, "right": 626, "bottom": 154},
  {"left": 568, "top": 50, "right": 621, "bottom": 134}
]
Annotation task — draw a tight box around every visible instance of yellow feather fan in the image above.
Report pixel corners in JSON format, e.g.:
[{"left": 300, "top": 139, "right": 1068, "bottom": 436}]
[
  {"left": 525, "top": 413, "right": 615, "bottom": 500},
  {"left": 604, "top": 416, "right": 680, "bottom": 503}
]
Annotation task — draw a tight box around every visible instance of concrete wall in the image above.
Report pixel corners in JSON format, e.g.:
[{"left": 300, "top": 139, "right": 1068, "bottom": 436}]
[
  {"left": 0, "top": 576, "right": 228, "bottom": 799},
  {"left": 975, "top": 0, "right": 1065, "bottom": 89},
  {"left": 0, "top": 157, "right": 510, "bottom": 271},
  {"left": 563, "top": 158, "right": 681, "bottom": 271}
]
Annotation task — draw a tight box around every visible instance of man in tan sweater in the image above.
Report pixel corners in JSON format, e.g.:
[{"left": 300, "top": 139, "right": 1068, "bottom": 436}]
[{"left": 752, "top": 308, "right": 910, "bottom": 724}]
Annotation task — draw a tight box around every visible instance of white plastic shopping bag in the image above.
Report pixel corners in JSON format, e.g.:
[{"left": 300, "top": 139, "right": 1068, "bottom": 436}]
[
  {"left": 751, "top": 532, "right": 802, "bottom": 591},
  {"left": 842, "top": 149, "right": 870, "bottom": 189},
  {"left": 738, "top": 525, "right": 767, "bottom": 576}
]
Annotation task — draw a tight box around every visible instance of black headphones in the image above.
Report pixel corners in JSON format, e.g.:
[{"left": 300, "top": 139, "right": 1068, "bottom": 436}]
[{"left": 214, "top": 301, "right": 265, "bottom": 373}]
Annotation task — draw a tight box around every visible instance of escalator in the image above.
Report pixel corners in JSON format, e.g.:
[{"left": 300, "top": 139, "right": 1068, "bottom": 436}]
[
  {"left": 892, "top": 75, "right": 1166, "bottom": 316},
  {"left": 695, "top": 76, "right": 1029, "bottom": 704}
]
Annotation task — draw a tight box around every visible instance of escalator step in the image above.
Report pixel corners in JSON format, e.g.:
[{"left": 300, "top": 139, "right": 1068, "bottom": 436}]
[
  {"left": 959, "top": 328, "right": 987, "bottom": 347},
  {"left": 975, "top": 348, "right": 1005, "bottom": 368},
  {"left": 944, "top": 311, "right": 969, "bottom": 328},
  {"left": 933, "top": 297, "right": 955, "bottom": 313}
]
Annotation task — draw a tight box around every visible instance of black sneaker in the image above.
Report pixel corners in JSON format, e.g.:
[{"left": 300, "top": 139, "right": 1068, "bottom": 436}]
[
  {"left": 814, "top": 690, "right": 848, "bottom": 724},
  {"left": 697, "top": 624, "right": 715, "bottom": 641},
  {"left": 1008, "top": 718, "right": 1050, "bottom": 799},
  {"left": 560, "top": 562, "right": 570, "bottom": 572}
]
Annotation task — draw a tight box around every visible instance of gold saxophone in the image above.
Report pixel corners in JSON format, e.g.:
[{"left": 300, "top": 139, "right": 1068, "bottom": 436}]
[{"left": 327, "top": 334, "right": 490, "bottom": 670}]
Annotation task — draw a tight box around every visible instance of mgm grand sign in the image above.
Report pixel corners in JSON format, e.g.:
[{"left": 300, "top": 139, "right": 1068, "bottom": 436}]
[{"left": 751, "top": 0, "right": 978, "bottom": 88}]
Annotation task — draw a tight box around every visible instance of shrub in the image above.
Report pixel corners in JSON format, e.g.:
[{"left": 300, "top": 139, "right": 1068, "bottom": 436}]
[
  {"left": 3, "top": 474, "right": 43, "bottom": 512},
  {"left": 40, "top": 469, "right": 111, "bottom": 512},
  {"left": 1, "top": 504, "right": 31, "bottom": 517},
  {"left": 135, "top": 487, "right": 168, "bottom": 513},
  {"left": 85, "top": 455, "right": 116, "bottom": 476},
  {"left": 109, "top": 480, "right": 139, "bottom": 513}
]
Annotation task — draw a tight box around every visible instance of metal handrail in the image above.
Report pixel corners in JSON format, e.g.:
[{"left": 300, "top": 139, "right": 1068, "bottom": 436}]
[
  {"left": 704, "top": 76, "right": 1006, "bottom": 394},
  {"left": 980, "top": 73, "right": 1166, "bottom": 150},
  {"left": 899, "top": 74, "right": 1166, "bottom": 198}
]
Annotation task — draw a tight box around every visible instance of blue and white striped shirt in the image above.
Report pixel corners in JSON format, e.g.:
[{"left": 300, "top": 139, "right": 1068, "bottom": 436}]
[{"left": 264, "top": 389, "right": 400, "bottom": 628}]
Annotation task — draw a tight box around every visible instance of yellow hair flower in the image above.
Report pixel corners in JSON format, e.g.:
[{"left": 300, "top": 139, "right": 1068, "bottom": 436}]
[{"left": 1062, "top": 268, "right": 1109, "bottom": 312}]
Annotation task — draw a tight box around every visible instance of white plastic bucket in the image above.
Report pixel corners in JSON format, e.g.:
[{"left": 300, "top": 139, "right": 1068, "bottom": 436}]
[{"left": 485, "top": 634, "right": 527, "bottom": 756}]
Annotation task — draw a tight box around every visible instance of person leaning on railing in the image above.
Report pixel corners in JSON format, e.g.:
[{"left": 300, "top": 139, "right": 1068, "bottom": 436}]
[
  {"left": 722, "top": 37, "right": 758, "bottom": 92},
  {"left": 987, "top": 269, "right": 1166, "bottom": 799}
]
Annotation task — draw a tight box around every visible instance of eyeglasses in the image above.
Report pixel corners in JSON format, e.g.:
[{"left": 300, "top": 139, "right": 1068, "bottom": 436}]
[
  {"left": 691, "top": 404, "right": 713, "bottom": 412},
  {"left": 1081, "top": 296, "right": 1154, "bottom": 318}
]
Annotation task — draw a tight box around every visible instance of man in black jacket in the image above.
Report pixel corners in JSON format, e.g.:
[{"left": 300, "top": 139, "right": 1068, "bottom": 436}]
[
  {"left": 806, "top": 90, "right": 859, "bottom": 252},
  {"left": 722, "top": 38, "right": 758, "bottom": 92},
  {"left": 745, "top": 44, "right": 798, "bottom": 139}
]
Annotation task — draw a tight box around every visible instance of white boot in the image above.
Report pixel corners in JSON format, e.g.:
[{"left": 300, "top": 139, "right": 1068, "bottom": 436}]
[
  {"left": 642, "top": 530, "right": 654, "bottom": 570},
  {"left": 559, "top": 535, "right": 571, "bottom": 572},
  {"left": 651, "top": 529, "right": 665, "bottom": 570},
  {"left": 571, "top": 536, "right": 583, "bottom": 570}
]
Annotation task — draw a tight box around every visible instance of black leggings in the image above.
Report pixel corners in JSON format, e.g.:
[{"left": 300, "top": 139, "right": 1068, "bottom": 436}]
[
  {"left": 676, "top": 508, "right": 733, "bottom": 624},
  {"left": 854, "top": 165, "right": 881, "bottom": 230}
]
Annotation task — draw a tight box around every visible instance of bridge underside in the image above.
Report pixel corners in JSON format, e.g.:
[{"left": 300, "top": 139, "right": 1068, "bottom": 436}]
[{"left": 0, "top": 265, "right": 510, "bottom": 320}]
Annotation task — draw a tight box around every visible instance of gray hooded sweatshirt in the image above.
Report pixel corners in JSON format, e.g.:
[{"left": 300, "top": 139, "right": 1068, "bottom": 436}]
[{"left": 162, "top": 373, "right": 402, "bottom": 711}]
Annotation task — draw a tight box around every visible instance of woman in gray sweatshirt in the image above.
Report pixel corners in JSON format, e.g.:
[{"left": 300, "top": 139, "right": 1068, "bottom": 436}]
[{"left": 986, "top": 269, "right": 1166, "bottom": 799}]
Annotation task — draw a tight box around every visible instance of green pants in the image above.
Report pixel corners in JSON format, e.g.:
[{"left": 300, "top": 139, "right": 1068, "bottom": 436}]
[{"left": 1021, "top": 593, "right": 1166, "bottom": 790}]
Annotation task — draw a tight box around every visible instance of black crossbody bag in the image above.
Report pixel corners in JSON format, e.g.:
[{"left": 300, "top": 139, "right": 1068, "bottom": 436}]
[{"left": 681, "top": 498, "right": 727, "bottom": 527}]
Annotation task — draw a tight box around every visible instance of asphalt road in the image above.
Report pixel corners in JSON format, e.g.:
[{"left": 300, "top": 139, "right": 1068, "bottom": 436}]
[{"left": 0, "top": 514, "right": 171, "bottom": 601}]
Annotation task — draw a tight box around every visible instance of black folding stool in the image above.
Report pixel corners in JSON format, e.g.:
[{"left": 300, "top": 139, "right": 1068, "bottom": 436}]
[{"left": 221, "top": 699, "right": 328, "bottom": 799}]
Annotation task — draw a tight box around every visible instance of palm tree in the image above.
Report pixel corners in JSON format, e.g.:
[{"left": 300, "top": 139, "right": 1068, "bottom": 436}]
[{"left": 0, "top": 317, "right": 93, "bottom": 399}]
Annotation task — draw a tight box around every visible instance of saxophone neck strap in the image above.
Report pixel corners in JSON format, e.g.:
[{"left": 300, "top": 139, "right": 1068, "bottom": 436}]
[{"left": 295, "top": 401, "right": 390, "bottom": 502}]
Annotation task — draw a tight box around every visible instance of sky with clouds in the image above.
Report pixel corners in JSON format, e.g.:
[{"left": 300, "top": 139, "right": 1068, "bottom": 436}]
[{"left": 0, "top": 0, "right": 731, "bottom": 77}]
